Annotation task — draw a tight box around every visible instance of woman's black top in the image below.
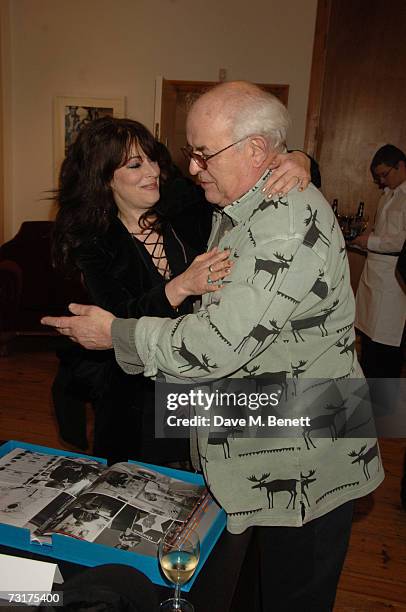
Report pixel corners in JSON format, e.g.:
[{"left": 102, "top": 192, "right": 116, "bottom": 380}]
[{"left": 55, "top": 179, "right": 212, "bottom": 464}]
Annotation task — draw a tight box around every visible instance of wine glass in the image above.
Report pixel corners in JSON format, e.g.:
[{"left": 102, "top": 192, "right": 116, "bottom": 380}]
[{"left": 158, "top": 525, "right": 200, "bottom": 612}]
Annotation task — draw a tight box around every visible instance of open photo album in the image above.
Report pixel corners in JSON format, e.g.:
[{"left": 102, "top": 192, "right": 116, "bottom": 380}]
[{"left": 0, "top": 447, "right": 210, "bottom": 558}]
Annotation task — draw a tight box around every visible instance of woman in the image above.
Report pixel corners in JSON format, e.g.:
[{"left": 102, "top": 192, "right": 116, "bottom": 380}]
[
  {"left": 52, "top": 116, "right": 312, "bottom": 466},
  {"left": 53, "top": 117, "right": 233, "bottom": 465}
]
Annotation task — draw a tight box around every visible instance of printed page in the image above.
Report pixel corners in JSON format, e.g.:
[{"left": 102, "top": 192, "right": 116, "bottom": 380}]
[
  {"left": 0, "top": 449, "right": 218, "bottom": 558},
  {"left": 42, "top": 462, "right": 206, "bottom": 555},
  {"left": 0, "top": 448, "right": 104, "bottom": 539}
]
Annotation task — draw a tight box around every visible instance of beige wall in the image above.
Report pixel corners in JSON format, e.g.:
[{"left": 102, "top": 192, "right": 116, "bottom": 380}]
[
  {"left": 0, "top": 0, "right": 11, "bottom": 243},
  {"left": 0, "top": 4, "right": 3, "bottom": 244},
  {"left": 3, "top": 0, "right": 317, "bottom": 239}
]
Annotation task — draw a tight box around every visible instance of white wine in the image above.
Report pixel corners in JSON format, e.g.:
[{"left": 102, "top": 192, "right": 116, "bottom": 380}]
[{"left": 161, "top": 551, "right": 199, "bottom": 585}]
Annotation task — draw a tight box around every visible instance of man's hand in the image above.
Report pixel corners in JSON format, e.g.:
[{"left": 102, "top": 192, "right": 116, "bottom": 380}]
[
  {"left": 41, "top": 303, "right": 115, "bottom": 350},
  {"left": 263, "top": 151, "right": 311, "bottom": 197}
]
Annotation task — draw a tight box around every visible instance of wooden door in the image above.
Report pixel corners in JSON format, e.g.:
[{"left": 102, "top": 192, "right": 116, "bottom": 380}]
[
  {"left": 305, "top": 0, "right": 406, "bottom": 291},
  {"left": 0, "top": 5, "right": 5, "bottom": 243}
]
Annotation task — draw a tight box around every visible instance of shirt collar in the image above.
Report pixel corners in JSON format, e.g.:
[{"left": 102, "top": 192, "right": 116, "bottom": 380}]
[
  {"left": 220, "top": 169, "right": 272, "bottom": 223},
  {"left": 384, "top": 179, "right": 406, "bottom": 196},
  {"left": 397, "top": 179, "right": 406, "bottom": 195}
]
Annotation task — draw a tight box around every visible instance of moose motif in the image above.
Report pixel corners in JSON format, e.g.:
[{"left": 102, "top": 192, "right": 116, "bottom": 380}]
[
  {"left": 302, "top": 400, "right": 349, "bottom": 450},
  {"left": 290, "top": 300, "right": 339, "bottom": 342},
  {"left": 235, "top": 319, "right": 281, "bottom": 356},
  {"left": 249, "top": 196, "right": 288, "bottom": 220},
  {"left": 291, "top": 360, "right": 307, "bottom": 394},
  {"left": 207, "top": 435, "right": 231, "bottom": 459},
  {"left": 336, "top": 336, "right": 356, "bottom": 357},
  {"left": 348, "top": 442, "right": 380, "bottom": 480},
  {"left": 291, "top": 360, "right": 307, "bottom": 378},
  {"left": 300, "top": 470, "right": 317, "bottom": 507},
  {"left": 248, "top": 470, "right": 317, "bottom": 510},
  {"left": 173, "top": 339, "right": 217, "bottom": 373},
  {"left": 248, "top": 253, "right": 293, "bottom": 291},
  {"left": 303, "top": 205, "right": 331, "bottom": 248},
  {"left": 310, "top": 270, "right": 329, "bottom": 299}
]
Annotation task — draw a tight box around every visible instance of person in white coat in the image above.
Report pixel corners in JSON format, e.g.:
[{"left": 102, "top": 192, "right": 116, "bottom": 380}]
[{"left": 352, "top": 144, "right": 406, "bottom": 378}]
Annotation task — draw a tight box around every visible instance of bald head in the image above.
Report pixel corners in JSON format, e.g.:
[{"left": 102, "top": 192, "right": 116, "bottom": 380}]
[
  {"left": 185, "top": 81, "right": 290, "bottom": 206},
  {"left": 188, "top": 81, "right": 290, "bottom": 153}
]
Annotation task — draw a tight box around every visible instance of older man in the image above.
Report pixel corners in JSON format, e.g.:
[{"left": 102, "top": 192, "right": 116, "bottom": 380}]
[{"left": 43, "top": 82, "right": 383, "bottom": 610}]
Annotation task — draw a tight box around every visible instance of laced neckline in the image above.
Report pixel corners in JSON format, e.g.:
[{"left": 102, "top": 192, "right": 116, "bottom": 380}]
[{"left": 130, "top": 226, "right": 170, "bottom": 279}]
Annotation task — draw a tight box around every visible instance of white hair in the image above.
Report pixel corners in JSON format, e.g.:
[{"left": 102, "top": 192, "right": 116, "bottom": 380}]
[{"left": 220, "top": 84, "right": 291, "bottom": 152}]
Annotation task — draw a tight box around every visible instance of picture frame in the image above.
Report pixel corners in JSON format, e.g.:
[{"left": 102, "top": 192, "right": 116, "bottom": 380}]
[{"left": 53, "top": 96, "right": 125, "bottom": 184}]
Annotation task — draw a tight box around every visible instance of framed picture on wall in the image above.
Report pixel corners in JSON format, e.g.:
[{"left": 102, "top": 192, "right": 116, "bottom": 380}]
[{"left": 53, "top": 96, "right": 125, "bottom": 184}]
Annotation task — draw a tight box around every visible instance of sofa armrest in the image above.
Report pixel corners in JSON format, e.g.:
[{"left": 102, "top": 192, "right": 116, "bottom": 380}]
[{"left": 0, "top": 260, "right": 23, "bottom": 354}]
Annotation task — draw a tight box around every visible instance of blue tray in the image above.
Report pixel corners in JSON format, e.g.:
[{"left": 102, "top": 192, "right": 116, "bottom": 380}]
[{"left": 0, "top": 441, "right": 226, "bottom": 590}]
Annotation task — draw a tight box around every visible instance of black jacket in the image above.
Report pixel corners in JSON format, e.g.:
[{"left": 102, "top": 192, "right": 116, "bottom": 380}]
[
  {"left": 75, "top": 215, "right": 199, "bottom": 319},
  {"left": 54, "top": 185, "right": 212, "bottom": 463}
]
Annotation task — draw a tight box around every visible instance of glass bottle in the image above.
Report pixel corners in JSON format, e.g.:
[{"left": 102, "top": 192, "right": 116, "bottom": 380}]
[{"left": 356, "top": 201, "right": 365, "bottom": 218}]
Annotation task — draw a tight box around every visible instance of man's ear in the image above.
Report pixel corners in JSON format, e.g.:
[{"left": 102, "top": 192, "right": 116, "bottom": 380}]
[{"left": 248, "top": 136, "right": 269, "bottom": 167}]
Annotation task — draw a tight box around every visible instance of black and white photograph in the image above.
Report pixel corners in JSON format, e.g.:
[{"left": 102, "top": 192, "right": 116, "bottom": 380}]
[
  {"left": 131, "top": 510, "right": 173, "bottom": 544},
  {"left": 0, "top": 448, "right": 57, "bottom": 486},
  {"left": 133, "top": 478, "right": 204, "bottom": 522},
  {"left": 47, "top": 492, "right": 125, "bottom": 541},
  {"left": 93, "top": 503, "right": 173, "bottom": 554},
  {"left": 27, "top": 491, "right": 74, "bottom": 536},
  {"left": 90, "top": 466, "right": 146, "bottom": 502},
  {"left": 30, "top": 457, "right": 104, "bottom": 496},
  {"left": 94, "top": 504, "right": 144, "bottom": 551},
  {"left": 0, "top": 484, "right": 58, "bottom": 528}
]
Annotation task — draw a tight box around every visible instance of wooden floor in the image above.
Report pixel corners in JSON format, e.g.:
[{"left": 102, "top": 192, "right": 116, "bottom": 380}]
[{"left": 0, "top": 336, "right": 405, "bottom": 611}]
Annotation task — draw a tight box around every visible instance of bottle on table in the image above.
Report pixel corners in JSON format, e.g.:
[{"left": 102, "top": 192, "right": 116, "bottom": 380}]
[
  {"left": 356, "top": 201, "right": 365, "bottom": 218},
  {"left": 354, "top": 201, "right": 368, "bottom": 235},
  {"left": 332, "top": 198, "right": 339, "bottom": 216}
]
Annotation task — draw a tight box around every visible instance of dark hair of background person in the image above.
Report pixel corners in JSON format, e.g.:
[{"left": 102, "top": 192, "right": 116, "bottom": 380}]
[
  {"left": 308, "top": 154, "right": 321, "bottom": 189},
  {"left": 52, "top": 117, "right": 174, "bottom": 274},
  {"left": 370, "top": 144, "right": 406, "bottom": 173}
]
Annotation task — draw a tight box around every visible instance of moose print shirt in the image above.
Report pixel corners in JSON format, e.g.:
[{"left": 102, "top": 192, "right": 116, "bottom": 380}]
[{"left": 112, "top": 172, "right": 384, "bottom": 532}]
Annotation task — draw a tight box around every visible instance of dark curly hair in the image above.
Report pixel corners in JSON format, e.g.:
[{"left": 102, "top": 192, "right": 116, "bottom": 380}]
[{"left": 53, "top": 116, "right": 170, "bottom": 273}]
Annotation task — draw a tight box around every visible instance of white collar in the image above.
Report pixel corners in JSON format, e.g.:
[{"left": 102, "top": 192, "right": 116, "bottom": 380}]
[{"left": 385, "top": 179, "right": 406, "bottom": 196}]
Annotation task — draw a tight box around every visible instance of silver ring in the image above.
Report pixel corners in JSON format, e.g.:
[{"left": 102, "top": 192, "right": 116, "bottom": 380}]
[
  {"left": 208, "top": 264, "right": 214, "bottom": 273},
  {"left": 207, "top": 274, "right": 213, "bottom": 284}
]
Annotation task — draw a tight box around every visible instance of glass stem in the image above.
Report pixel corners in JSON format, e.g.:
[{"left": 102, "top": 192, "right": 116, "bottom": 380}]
[{"left": 174, "top": 582, "right": 182, "bottom": 610}]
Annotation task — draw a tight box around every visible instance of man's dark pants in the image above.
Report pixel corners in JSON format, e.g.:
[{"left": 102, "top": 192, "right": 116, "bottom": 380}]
[{"left": 252, "top": 500, "right": 354, "bottom": 611}]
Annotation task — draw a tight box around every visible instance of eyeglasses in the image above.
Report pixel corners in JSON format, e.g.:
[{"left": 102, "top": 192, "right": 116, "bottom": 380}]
[
  {"left": 373, "top": 166, "right": 395, "bottom": 184},
  {"left": 181, "top": 136, "right": 249, "bottom": 170}
]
